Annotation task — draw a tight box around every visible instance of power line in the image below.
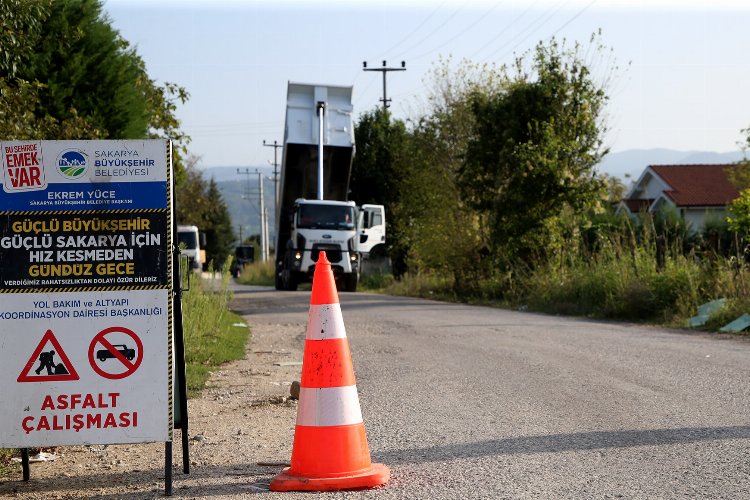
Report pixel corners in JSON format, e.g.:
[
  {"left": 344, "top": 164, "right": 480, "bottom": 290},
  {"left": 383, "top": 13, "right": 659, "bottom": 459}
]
[
  {"left": 395, "top": 1, "right": 468, "bottom": 59},
  {"left": 482, "top": 0, "right": 569, "bottom": 63},
  {"left": 408, "top": 2, "right": 504, "bottom": 62},
  {"left": 551, "top": 0, "right": 598, "bottom": 37},
  {"left": 377, "top": 1, "right": 448, "bottom": 59}
]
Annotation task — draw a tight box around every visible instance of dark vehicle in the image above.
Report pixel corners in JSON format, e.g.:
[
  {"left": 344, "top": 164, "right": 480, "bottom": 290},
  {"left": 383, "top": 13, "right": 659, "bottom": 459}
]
[
  {"left": 231, "top": 245, "right": 255, "bottom": 278},
  {"left": 97, "top": 344, "right": 136, "bottom": 362}
]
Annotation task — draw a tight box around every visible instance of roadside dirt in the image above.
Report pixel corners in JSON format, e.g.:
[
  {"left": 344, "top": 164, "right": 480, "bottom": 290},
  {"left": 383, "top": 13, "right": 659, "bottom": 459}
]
[{"left": 0, "top": 290, "right": 306, "bottom": 499}]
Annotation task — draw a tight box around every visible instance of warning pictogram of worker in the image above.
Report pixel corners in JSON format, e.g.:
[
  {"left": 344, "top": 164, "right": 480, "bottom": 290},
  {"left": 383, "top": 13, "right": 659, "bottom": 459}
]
[
  {"left": 18, "top": 329, "right": 80, "bottom": 382},
  {"left": 34, "top": 350, "right": 69, "bottom": 376}
]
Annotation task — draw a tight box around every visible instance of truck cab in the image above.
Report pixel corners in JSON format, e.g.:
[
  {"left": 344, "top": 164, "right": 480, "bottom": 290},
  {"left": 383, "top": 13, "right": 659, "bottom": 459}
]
[
  {"left": 278, "top": 199, "right": 359, "bottom": 291},
  {"left": 358, "top": 204, "right": 386, "bottom": 254},
  {"left": 176, "top": 225, "right": 206, "bottom": 271}
]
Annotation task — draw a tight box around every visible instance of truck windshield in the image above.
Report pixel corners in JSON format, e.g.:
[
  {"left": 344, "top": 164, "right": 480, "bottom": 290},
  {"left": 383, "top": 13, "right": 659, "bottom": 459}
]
[
  {"left": 177, "top": 232, "right": 198, "bottom": 250},
  {"left": 297, "top": 204, "right": 355, "bottom": 229}
]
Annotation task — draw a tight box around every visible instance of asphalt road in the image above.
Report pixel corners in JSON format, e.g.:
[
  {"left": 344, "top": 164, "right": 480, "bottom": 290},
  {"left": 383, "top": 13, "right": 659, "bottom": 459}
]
[{"left": 233, "top": 286, "right": 750, "bottom": 499}]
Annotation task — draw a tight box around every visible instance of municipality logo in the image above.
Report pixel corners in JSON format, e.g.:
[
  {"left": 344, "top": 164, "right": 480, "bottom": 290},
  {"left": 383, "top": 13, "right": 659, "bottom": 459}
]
[{"left": 56, "top": 149, "right": 88, "bottom": 179}]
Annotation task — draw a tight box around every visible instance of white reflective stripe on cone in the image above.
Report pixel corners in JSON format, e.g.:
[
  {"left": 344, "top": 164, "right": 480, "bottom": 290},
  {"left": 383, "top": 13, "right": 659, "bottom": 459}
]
[
  {"left": 296, "top": 386, "right": 364, "bottom": 427},
  {"left": 306, "top": 304, "right": 347, "bottom": 340}
]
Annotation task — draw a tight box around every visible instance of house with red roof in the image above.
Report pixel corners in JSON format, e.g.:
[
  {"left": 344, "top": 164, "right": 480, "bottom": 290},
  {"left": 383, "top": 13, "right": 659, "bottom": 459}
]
[{"left": 617, "top": 164, "right": 740, "bottom": 232}]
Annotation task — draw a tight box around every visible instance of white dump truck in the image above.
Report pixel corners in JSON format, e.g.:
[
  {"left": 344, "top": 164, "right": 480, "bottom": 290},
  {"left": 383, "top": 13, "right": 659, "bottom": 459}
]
[{"left": 274, "top": 82, "right": 385, "bottom": 292}]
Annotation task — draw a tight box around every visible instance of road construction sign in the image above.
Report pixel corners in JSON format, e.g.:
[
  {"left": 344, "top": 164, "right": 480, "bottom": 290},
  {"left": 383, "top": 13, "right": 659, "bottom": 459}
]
[
  {"left": 0, "top": 140, "right": 173, "bottom": 448},
  {"left": 17, "top": 329, "right": 80, "bottom": 383}
]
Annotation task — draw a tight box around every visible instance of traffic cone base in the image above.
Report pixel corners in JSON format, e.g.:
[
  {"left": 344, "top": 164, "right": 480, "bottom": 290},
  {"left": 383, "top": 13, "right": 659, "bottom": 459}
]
[
  {"left": 290, "top": 424, "right": 369, "bottom": 475},
  {"left": 270, "top": 463, "right": 390, "bottom": 492}
]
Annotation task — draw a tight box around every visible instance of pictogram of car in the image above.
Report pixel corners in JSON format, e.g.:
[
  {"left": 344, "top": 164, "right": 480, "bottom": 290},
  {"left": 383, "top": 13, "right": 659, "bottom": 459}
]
[{"left": 97, "top": 344, "right": 136, "bottom": 362}]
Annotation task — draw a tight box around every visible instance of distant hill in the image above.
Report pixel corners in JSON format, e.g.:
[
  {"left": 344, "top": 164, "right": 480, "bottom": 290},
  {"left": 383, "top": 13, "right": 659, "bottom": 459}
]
[
  {"left": 200, "top": 165, "right": 277, "bottom": 245},
  {"left": 596, "top": 148, "right": 745, "bottom": 181}
]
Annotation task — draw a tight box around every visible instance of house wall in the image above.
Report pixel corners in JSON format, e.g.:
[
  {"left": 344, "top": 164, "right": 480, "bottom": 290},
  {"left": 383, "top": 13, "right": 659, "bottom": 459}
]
[{"left": 683, "top": 207, "right": 726, "bottom": 233}]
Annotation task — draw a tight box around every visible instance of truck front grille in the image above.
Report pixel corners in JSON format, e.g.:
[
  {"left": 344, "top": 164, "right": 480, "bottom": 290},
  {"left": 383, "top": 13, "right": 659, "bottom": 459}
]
[{"left": 311, "top": 244, "right": 342, "bottom": 263}]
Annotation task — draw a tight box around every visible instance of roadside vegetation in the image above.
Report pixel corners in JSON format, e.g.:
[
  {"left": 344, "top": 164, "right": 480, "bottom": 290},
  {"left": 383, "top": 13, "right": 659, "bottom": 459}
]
[
  {"left": 364, "top": 211, "right": 750, "bottom": 331},
  {"left": 347, "top": 34, "right": 750, "bottom": 333},
  {"left": 182, "top": 263, "right": 249, "bottom": 393},
  {"left": 236, "top": 260, "right": 276, "bottom": 287}
]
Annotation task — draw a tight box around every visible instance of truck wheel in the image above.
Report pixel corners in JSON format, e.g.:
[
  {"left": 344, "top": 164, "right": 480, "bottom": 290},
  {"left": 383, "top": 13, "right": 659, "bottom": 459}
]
[
  {"left": 286, "top": 272, "right": 298, "bottom": 291},
  {"left": 344, "top": 273, "right": 358, "bottom": 292},
  {"left": 281, "top": 269, "right": 298, "bottom": 291}
]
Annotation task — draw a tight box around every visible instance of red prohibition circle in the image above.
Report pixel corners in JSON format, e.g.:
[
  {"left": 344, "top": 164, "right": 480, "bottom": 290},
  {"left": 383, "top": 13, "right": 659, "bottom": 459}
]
[{"left": 88, "top": 326, "right": 144, "bottom": 379}]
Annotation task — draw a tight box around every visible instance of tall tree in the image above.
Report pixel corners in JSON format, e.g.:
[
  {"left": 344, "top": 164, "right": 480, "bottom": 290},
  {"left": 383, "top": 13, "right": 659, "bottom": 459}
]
[
  {"left": 0, "top": 0, "right": 189, "bottom": 176},
  {"left": 350, "top": 108, "right": 406, "bottom": 207},
  {"left": 350, "top": 108, "right": 408, "bottom": 269},
  {"left": 460, "top": 37, "right": 610, "bottom": 266},
  {"left": 20, "top": 0, "right": 148, "bottom": 138},
  {"left": 201, "top": 178, "right": 236, "bottom": 268},
  {"left": 175, "top": 156, "right": 235, "bottom": 268},
  {"left": 0, "top": 0, "right": 101, "bottom": 139}
]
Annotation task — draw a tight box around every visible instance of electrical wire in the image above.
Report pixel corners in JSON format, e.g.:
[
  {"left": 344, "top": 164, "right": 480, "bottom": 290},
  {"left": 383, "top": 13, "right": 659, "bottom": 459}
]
[{"left": 408, "top": 1, "right": 504, "bottom": 62}]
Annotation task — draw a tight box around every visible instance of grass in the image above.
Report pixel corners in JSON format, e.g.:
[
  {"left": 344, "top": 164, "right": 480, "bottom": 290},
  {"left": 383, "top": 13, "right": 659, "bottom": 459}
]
[
  {"left": 370, "top": 239, "right": 750, "bottom": 334},
  {"left": 0, "top": 450, "right": 14, "bottom": 476},
  {"left": 181, "top": 263, "right": 250, "bottom": 393},
  {"left": 236, "top": 259, "right": 276, "bottom": 286}
]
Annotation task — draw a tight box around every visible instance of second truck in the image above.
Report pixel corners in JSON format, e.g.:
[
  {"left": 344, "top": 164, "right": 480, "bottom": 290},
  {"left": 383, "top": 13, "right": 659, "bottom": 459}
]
[{"left": 274, "top": 82, "right": 385, "bottom": 292}]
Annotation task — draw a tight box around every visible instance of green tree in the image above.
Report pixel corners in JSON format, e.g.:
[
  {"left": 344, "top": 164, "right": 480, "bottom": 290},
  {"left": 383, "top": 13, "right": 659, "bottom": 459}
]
[
  {"left": 176, "top": 156, "right": 236, "bottom": 268},
  {"left": 20, "top": 0, "right": 148, "bottom": 138},
  {"left": 350, "top": 108, "right": 407, "bottom": 207},
  {"left": 0, "top": 0, "right": 189, "bottom": 175},
  {"left": 390, "top": 59, "right": 502, "bottom": 285},
  {"left": 460, "top": 37, "right": 610, "bottom": 266},
  {"left": 201, "top": 178, "right": 236, "bottom": 268},
  {"left": 727, "top": 188, "right": 750, "bottom": 234},
  {"left": 350, "top": 108, "right": 408, "bottom": 270},
  {"left": 0, "top": 0, "right": 102, "bottom": 139},
  {"left": 392, "top": 117, "right": 484, "bottom": 289}
]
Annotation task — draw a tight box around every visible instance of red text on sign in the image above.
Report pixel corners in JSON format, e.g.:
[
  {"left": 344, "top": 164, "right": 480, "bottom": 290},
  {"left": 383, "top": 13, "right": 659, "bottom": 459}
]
[
  {"left": 41, "top": 392, "right": 120, "bottom": 410},
  {"left": 5, "top": 143, "right": 43, "bottom": 188},
  {"left": 22, "top": 412, "right": 138, "bottom": 434}
]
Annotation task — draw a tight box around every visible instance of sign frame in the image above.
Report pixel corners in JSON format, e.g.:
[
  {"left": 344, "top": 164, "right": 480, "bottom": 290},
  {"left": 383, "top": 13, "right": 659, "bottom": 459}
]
[{"left": 0, "top": 140, "right": 188, "bottom": 495}]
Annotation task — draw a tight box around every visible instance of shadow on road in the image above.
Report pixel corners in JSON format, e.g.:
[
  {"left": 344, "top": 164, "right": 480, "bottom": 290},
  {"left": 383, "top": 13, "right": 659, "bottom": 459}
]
[{"left": 375, "top": 425, "right": 750, "bottom": 465}]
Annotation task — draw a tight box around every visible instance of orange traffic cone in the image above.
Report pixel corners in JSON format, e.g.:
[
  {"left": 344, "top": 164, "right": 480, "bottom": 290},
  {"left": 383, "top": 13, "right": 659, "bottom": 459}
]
[{"left": 269, "top": 251, "right": 390, "bottom": 491}]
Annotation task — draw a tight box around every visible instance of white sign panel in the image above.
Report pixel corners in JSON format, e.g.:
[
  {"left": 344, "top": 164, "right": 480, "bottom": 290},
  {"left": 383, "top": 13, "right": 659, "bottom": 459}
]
[
  {"left": 0, "top": 291, "right": 169, "bottom": 446},
  {"left": 0, "top": 140, "right": 172, "bottom": 447}
]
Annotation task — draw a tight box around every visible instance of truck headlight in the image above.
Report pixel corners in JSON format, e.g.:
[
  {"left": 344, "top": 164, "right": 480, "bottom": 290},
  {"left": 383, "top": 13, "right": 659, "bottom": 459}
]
[{"left": 294, "top": 251, "right": 302, "bottom": 260}]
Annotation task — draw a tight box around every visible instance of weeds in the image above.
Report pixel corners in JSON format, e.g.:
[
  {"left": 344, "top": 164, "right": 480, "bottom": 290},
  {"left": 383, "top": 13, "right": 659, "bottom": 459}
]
[
  {"left": 376, "top": 226, "right": 750, "bottom": 332},
  {"left": 181, "top": 262, "right": 249, "bottom": 393},
  {"left": 236, "top": 260, "right": 276, "bottom": 286}
]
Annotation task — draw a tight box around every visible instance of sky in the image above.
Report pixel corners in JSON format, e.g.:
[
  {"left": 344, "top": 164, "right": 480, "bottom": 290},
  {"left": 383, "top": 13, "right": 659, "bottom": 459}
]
[{"left": 103, "top": 0, "right": 750, "bottom": 169}]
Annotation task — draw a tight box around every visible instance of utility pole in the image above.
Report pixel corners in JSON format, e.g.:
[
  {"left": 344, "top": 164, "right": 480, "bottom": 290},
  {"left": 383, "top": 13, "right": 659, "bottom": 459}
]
[
  {"left": 362, "top": 60, "right": 406, "bottom": 112},
  {"left": 237, "top": 168, "right": 268, "bottom": 262},
  {"left": 263, "top": 139, "right": 282, "bottom": 215},
  {"left": 257, "top": 170, "right": 268, "bottom": 262}
]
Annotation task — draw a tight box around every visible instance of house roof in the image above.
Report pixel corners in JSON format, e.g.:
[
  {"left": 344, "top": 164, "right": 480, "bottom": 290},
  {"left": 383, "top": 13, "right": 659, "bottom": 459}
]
[{"left": 648, "top": 164, "right": 739, "bottom": 207}]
